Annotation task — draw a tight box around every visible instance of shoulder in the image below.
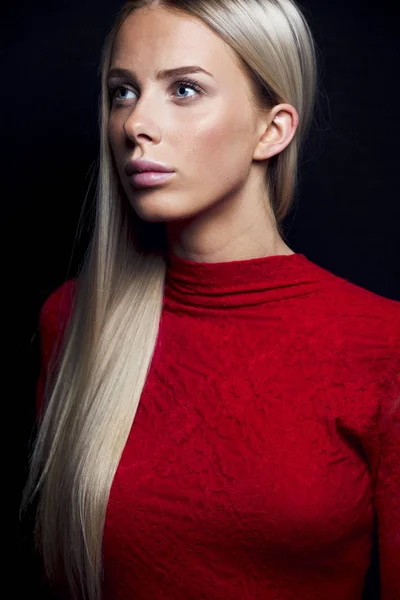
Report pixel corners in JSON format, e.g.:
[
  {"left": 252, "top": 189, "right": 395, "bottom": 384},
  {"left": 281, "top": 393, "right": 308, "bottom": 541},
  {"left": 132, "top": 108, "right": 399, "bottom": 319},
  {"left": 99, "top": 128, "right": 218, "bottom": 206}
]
[
  {"left": 298, "top": 255, "right": 400, "bottom": 378},
  {"left": 303, "top": 262, "right": 400, "bottom": 434},
  {"left": 335, "top": 272, "right": 398, "bottom": 334},
  {"left": 328, "top": 273, "right": 399, "bottom": 334},
  {"left": 39, "top": 278, "right": 78, "bottom": 342},
  {"left": 303, "top": 256, "right": 400, "bottom": 342},
  {"left": 310, "top": 262, "right": 400, "bottom": 377},
  {"left": 35, "top": 279, "right": 78, "bottom": 414}
]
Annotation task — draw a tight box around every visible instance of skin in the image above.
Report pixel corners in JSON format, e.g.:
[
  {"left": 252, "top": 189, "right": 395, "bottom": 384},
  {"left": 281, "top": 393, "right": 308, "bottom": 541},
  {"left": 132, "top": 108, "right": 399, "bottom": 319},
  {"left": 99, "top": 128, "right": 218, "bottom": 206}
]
[{"left": 107, "top": 5, "right": 299, "bottom": 263}]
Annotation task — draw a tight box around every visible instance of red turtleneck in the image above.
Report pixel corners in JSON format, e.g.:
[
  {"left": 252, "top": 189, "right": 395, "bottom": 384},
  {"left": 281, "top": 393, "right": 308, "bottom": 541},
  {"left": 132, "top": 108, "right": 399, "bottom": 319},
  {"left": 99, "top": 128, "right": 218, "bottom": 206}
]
[{"left": 36, "top": 252, "right": 400, "bottom": 600}]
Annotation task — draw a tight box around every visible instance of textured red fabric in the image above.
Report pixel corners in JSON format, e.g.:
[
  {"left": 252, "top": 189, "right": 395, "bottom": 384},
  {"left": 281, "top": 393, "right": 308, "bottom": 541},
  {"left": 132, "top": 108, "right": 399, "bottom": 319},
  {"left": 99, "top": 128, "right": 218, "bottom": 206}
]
[{"left": 36, "top": 252, "right": 400, "bottom": 600}]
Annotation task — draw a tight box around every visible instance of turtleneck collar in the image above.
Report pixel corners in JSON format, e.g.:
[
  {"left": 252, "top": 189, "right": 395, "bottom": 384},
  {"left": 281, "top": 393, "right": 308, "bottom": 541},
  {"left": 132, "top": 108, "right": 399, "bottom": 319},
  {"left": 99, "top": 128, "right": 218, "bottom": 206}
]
[{"left": 164, "top": 251, "right": 334, "bottom": 310}]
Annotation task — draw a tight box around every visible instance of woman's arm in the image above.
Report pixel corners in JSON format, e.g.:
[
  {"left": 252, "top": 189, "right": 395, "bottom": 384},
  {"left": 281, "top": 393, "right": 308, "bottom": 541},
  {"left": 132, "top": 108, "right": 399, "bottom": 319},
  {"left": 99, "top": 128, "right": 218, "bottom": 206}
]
[{"left": 374, "top": 364, "right": 400, "bottom": 600}]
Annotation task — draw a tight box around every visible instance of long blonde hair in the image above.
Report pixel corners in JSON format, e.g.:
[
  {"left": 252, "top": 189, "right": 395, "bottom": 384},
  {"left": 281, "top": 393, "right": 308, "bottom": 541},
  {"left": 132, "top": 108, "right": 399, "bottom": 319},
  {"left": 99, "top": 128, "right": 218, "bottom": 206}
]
[{"left": 21, "top": 1, "right": 319, "bottom": 598}]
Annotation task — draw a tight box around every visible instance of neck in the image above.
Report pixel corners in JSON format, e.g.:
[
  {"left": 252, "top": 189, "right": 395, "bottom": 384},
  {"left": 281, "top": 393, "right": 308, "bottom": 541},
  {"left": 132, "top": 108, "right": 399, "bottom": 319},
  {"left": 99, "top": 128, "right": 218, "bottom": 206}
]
[{"left": 165, "top": 173, "right": 291, "bottom": 263}]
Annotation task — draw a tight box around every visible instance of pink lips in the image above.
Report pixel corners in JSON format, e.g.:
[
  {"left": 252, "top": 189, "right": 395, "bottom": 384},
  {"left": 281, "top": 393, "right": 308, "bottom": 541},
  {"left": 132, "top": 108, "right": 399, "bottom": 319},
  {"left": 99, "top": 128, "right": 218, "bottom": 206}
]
[
  {"left": 125, "top": 158, "right": 175, "bottom": 188},
  {"left": 130, "top": 171, "right": 175, "bottom": 188}
]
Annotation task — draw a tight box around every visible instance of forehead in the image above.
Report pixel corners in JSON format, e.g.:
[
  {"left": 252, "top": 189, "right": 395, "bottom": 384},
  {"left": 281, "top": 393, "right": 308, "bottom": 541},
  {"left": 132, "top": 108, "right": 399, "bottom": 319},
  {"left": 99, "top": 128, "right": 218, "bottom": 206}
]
[{"left": 111, "top": 6, "right": 246, "bottom": 82}]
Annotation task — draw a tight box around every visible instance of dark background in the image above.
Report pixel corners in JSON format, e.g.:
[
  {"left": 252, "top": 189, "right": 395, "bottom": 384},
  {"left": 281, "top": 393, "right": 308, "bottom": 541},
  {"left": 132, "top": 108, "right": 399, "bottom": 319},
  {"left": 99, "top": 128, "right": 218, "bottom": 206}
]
[{"left": 3, "top": 0, "right": 398, "bottom": 596}]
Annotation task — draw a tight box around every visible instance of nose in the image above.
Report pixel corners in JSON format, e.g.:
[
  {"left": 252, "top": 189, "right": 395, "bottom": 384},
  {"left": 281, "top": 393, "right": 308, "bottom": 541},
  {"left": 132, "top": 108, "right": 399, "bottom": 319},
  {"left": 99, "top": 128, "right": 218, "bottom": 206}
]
[{"left": 123, "top": 98, "right": 161, "bottom": 144}]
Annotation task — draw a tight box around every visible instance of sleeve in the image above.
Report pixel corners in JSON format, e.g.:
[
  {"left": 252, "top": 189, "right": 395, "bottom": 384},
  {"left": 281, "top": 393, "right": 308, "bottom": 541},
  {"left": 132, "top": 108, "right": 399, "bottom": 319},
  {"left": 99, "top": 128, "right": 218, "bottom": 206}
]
[
  {"left": 35, "top": 280, "right": 76, "bottom": 418},
  {"left": 374, "top": 353, "right": 400, "bottom": 599},
  {"left": 35, "top": 295, "right": 61, "bottom": 419},
  {"left": 34, "top": 282, "right": 76, "bottom": 590}
]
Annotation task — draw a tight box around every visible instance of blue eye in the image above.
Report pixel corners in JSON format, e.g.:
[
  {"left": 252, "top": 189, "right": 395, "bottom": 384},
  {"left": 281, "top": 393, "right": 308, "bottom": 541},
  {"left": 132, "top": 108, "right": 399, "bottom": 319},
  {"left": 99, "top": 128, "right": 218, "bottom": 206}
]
[
  {"left": 109, "top": 78, "right": 203, "bottom": 104},
  {"left": 111, "top": 87, "right": 135, "bottom": 102},
  {"left": 173, "top": 79, "right": 203, "bottom": 98}
]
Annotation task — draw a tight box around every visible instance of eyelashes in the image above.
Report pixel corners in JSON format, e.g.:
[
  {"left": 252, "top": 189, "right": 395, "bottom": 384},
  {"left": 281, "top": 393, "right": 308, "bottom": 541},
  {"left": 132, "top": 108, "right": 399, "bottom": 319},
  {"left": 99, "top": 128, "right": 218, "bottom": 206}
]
[{"left": 108, "top": 78, "right": 203, "bottom": 104}]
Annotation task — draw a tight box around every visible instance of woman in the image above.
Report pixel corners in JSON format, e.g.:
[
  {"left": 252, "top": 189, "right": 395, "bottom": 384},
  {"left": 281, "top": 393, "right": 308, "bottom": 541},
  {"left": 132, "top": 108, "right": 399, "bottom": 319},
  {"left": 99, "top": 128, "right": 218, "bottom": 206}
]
[{"left": 21, "top": 1, "right": 400, "bottom": 599}]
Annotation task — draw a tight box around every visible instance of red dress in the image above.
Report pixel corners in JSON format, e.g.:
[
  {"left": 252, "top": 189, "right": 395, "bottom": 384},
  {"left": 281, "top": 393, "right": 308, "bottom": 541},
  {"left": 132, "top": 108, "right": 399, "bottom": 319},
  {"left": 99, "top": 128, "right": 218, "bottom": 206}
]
[{"left": 36, "top": 251, "right": 400, "bottom": 599}]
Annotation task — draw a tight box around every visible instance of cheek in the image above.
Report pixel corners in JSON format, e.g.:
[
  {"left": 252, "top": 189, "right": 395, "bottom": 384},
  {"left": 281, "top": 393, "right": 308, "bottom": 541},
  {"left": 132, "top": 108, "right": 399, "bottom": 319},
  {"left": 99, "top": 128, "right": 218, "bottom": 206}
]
[
  {"left": 107, "top": 119, "right": 128, "bottom": 186},
  {"left": 107, "top": 117, "right": 125, "bottom": 156},
  {"left": 181, "top": 112, "right": 253, "bottom": 182}
]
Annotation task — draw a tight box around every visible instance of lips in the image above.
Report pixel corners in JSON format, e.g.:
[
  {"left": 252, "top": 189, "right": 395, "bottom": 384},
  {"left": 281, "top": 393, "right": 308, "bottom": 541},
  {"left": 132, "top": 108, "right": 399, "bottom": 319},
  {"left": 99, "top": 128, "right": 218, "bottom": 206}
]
[
  {"left": 125, "top": 158, "right": 174, "bottom": 177},
  {"left": 129, "top": 171, "right": 175, "bottom": 189}
]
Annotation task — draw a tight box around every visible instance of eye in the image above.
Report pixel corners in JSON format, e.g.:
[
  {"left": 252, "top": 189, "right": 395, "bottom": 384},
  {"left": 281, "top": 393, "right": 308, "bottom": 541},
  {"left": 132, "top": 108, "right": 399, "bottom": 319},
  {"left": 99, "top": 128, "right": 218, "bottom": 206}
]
[
  {"left": 108, "top": 78, "right": 203, "bottom": 105},
  {"left": 173, "top": 79, "right": 203, "bottom": 99},
  {"left": 109, "top": 85, "right": 136, "bottom": 103}
]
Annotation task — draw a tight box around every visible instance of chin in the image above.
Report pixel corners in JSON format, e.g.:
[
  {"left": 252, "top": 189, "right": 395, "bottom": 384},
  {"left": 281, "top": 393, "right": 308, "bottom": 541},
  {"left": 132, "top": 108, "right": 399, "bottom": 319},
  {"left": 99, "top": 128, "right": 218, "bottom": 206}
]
[{"left": 129, "top": 193, "right": 203, "bottom": 223}]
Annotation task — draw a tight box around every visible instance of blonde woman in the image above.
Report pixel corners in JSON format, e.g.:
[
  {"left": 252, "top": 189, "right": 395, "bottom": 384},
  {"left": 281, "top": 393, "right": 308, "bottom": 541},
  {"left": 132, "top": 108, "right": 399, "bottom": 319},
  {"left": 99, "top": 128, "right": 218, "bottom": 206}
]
[{"left": 21, "top": 1, "right": 400, "bottom": 599}]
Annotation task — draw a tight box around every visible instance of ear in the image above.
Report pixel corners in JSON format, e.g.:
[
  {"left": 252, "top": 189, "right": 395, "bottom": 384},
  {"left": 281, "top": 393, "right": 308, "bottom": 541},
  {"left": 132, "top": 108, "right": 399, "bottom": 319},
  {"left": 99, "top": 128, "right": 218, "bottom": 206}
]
[{"left": 253, "top": 103, "right": 299, "bottom": 161}]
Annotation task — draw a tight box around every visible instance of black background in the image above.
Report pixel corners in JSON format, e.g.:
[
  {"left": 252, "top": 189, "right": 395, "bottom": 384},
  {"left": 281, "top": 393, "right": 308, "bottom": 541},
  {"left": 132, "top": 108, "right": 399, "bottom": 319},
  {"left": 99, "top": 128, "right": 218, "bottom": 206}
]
[{"left": 3, "top": 0, "right": 398, "bottom": 596}]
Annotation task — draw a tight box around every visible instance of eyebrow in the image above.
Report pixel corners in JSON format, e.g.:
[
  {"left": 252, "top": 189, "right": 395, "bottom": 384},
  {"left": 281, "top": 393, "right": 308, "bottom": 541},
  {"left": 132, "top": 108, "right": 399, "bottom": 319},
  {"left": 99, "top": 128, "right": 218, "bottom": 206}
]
[{"left": 107, "top": 65, "right": 214, "bottom": 82}]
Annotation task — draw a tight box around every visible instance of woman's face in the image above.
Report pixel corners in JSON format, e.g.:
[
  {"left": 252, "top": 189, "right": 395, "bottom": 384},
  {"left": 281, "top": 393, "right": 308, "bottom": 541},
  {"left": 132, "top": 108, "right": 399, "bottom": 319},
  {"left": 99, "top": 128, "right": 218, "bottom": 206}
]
[
  {"left": 108, "top": 5, "right": 263, "bottom": 209},
  {"left": 107, "top": 6, "right": 295, "bottom": 258}
]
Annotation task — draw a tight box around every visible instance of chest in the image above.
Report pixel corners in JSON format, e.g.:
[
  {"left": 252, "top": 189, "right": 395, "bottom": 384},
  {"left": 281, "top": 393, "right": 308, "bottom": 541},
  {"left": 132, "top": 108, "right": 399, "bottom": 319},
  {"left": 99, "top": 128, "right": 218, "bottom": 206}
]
[{"left": 106, "top": 311, "right": 373, "bottom": 556}]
